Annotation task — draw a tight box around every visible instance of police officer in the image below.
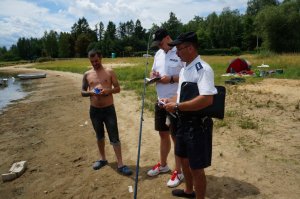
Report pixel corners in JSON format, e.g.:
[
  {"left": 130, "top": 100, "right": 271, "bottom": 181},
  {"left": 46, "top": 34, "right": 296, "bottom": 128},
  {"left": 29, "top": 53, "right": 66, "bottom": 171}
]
[
  {"left": 162, "top": 32, "right": 217, "bottom": 199},
  {"left": 147, "top": 28, "right": 185, "bottom": 188}
]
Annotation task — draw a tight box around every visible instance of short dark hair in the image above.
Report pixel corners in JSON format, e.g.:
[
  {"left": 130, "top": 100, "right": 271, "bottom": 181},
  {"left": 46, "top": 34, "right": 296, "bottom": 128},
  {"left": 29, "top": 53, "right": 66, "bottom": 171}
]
[
  {"left": 151, "top": 28, "right": 169, "bottom": 47},
  {"left": 88, "top": 49, "right": 102, "bottom": 58}
]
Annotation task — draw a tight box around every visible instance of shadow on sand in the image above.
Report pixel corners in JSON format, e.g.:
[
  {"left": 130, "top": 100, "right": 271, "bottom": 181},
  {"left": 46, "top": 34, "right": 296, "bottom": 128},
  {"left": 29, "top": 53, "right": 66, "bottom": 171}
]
[{"left": 206, "top": 175, "right": 260, "bottom": 199}]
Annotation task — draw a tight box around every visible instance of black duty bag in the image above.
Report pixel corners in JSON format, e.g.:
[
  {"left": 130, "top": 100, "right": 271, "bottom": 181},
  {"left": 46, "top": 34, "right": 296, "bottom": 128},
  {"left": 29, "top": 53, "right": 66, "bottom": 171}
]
[{"left": 179, "top": 82, "right": 226, "bottom": 119}]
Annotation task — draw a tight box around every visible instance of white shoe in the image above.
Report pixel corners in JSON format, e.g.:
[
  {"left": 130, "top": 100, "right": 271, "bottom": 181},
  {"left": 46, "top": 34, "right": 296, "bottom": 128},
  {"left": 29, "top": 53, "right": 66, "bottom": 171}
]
[
  {"left": 147, "top": 163, "right": 170, "bottom": 177},
  {"left": 167, "top": 170, "right": 184, "bottom": 188}
]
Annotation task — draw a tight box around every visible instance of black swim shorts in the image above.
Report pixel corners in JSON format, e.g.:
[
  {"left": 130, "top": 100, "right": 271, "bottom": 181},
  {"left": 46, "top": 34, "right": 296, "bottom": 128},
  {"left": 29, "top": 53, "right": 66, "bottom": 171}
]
[{"left": 89, "top": 105, "right": 120, "bottom": 145}]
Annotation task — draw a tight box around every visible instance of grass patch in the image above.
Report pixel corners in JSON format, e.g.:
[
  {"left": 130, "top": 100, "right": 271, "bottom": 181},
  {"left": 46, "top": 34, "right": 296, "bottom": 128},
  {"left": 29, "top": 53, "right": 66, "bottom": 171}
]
[
  {"left": 238, "top": 116, "right": 259, "bottom": 129},
  {"left": 214, "top": 119, "right": 228, "bottom": 128},
  {"left": 225, "top": 110, "right": 238, "bottom": 117},
  {"left": 0, "top": 60, "right": 32, "bottom": 67},
  {"left": 237, "top": 135, "right": 262, "bottom": 152}
]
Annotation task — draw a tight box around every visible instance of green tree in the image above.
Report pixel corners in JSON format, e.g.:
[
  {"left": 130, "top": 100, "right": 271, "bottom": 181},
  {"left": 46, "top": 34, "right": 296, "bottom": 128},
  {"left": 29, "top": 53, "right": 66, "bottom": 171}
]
[
  {"left": 182, "top": 16, "right": 205, "bottom": 32},
  {"left": 105, "top": 21, "right": 117, "bottom": 40},
  {"left": 58, "top": 32, "right": 72, "bottom": 58},
  {"left": 134, "top": 19, "right": 146, "bottom": 39},
  {"left": 71, "top": 17, "right": 92, "bottom": 38},
  {"left": 133, "top": 20, "right": 147, "bottom": 51},
  {"left": 182, "top": 16, "right": 211, "bottom": 49},
  {"left": 42, "top": 30, "right": 58, "bottom": 58},
  {"left": 29, "top": 38, "right": 42, "bottom": 59},
  {"left": 206, "top": 12, "right": 220, "bottom": 48},
  {"left": 161, "top": 12, "right": 183, "bottom": 38},
  {"left": 125, "top": 20, "right": 134, "bottom": 37},
  {"left": 241, "top": 15, "right": 257, "bottom": 50},
  {"left": 246, "top": 0, "right": 279, "bottom": 16},
  {"left": 17, "top": 37, "right": 31, "bottom": 59},
  {"left": 0, "top": 45, "right": 20, "bottom": 61},
  {"left": 71, "top": 17, "right": 97, "bottom": 56},
  {"left": 196, "top": 29, "right": 211, "bottom": 50},
  {"left": 15, "top": 37, "right": 42, "bottom": 60},
  {"left": 103, "top": 21, "right": 117, "bottom": 57},
  {"left": 118, "top": 22, "right": 127, "bottom": 39},
  {"left": 255, "top": 0, "right": 300, "bottom": 52},
  {"left": 0, "top": 46, "right": 7, "bottom": 61},
  {"left": 9, "top": 45, "right": 19, "bottom": 60},
  {"left": 218, "top": 8, "right": 243, "bottom": 48},
  {"left": 98, "top": 21, "right": 105, "bottom": 42},
  {"left": 75, "top": 33, "right": 94, "bottom": 57}
]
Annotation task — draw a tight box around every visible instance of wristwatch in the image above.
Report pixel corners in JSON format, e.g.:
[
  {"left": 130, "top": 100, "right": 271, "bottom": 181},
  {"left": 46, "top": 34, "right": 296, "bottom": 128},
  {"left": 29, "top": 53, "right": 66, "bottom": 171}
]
[
  {"left": 174, "top": 103, "right": 179, "bottom": 112},
  {"left": 170, "top": 76, "right": 175, "bottom": 84}
]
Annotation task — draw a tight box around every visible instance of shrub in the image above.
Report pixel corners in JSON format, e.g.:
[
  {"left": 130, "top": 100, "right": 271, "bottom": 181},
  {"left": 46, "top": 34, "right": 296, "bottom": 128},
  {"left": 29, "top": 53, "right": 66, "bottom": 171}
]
[
  {"left": 36, "top": 57, "right": 55, "bottom": 62},
  {"left": 230, "top": 47, "right": 241, "bottom": 55}
]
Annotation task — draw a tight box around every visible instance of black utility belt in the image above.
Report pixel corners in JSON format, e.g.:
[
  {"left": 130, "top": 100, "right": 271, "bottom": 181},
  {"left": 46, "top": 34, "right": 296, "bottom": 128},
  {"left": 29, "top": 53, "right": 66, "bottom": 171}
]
[{"left": 177, "top": 114, "right": 209, "bottom": 123}]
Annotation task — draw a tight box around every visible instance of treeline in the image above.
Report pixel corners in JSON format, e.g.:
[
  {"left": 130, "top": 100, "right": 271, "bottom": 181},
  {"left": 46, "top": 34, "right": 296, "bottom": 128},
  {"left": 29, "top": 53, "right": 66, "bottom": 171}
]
[{"left": 0, "top": 0, "right": 299, "bottom": 61}]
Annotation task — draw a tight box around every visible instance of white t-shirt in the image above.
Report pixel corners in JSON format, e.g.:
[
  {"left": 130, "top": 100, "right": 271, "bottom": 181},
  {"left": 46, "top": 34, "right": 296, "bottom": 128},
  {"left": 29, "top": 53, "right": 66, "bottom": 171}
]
[
  {"left": 152, "top": 47, "right": 184, "bottom": 99},
  {"left": 177, "top": 55, "right": 217, "bottom": 102}
]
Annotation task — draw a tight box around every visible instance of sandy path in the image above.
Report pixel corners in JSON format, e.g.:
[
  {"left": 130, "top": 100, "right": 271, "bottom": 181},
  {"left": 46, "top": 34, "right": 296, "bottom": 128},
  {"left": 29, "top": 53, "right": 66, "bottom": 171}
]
[{"left": 0, "top": 65, "right": 299, "bottom": 199}]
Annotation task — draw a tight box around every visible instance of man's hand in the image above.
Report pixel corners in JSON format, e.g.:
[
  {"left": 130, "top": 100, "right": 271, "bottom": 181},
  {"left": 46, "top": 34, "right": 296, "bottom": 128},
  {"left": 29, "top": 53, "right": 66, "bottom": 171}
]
[
  {"left": 164, "top": 102, "right": 176, "bottom": 113},
  {"left": 150, "top": 70, "right": 160, "bottom": 78},
  {"left": 159, "top": 75, "right": 171, "bottom": 84},
  {"left": 158, "top": 98, "right": 176, "bottom": 113},
  {"left": 99, "top": 88, "right": 109, "bottom": 96}
]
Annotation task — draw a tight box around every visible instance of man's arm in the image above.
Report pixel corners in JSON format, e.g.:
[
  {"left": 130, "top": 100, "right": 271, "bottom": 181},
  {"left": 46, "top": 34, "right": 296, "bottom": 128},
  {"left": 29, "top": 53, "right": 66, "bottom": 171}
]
[
  {"left": 81, "top": 73, "right": 93, "bottom": 97},
  {"left": 110, "top": 70, "right": 121, "bottom": 94},
  {"left": 175, "top": 95, "right": 213, "bottom": 111},
  {"left": 164, "top": 95, "right": 213, "bottom": 113}
]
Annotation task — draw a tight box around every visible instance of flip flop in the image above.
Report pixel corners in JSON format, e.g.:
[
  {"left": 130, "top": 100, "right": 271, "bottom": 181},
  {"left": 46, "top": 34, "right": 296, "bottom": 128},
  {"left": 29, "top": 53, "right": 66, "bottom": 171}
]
[
  {"left": 117, "top": 165, "right": 133, "bottom": 176},
  {"left": 93, "top": 160, "right": 108, "bottom": 170}
]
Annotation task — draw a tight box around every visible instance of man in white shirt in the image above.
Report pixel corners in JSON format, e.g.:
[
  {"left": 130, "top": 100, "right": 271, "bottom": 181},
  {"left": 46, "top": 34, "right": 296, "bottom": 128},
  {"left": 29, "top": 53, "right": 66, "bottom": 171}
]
[
  {"left": 147, "top": 28, "right": 185, "bottom": 188},
  {"left": 162, "top": 32, "right": 217, "bottom": 199}
]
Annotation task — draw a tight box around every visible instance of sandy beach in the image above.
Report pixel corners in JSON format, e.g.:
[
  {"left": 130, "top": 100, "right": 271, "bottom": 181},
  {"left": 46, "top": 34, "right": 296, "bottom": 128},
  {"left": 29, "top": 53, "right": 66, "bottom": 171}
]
[{"left": 0, "top": 64, "right": 299, "bottom": 199}]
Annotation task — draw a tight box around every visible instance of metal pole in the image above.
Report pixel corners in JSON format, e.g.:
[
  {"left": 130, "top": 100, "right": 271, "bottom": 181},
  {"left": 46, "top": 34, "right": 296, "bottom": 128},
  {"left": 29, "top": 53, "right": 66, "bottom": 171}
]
[{"left": 133, "top": 30, "right": 152, "bottom": 199}]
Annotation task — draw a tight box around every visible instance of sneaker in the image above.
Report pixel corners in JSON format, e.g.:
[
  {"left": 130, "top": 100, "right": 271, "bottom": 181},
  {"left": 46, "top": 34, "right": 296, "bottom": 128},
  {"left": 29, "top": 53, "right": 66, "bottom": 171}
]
[
  {"left": 172, "top": 189, "right": 195, "bottom": 198},
  {"left": 147, "top": 162, "right": 170, "bottom": 177},
  {"left": 167, "top": 170, "right": 184, "bottom": 188}
]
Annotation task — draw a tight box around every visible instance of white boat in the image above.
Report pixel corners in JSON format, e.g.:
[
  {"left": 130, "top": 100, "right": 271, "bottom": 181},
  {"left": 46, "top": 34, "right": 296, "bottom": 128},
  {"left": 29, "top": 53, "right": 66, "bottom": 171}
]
[
  {"left": 0, "top": 78, "right": 8, "bottom": 86},
  {"left": 17, "top": 73, "right": 46, "bottom": 80}
]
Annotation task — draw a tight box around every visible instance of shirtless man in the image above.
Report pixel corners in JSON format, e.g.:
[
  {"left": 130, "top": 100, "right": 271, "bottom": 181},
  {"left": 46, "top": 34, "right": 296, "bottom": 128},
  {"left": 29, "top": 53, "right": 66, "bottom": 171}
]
[{"left": 81, "top": 49, "right": 132, "bottom": 176}]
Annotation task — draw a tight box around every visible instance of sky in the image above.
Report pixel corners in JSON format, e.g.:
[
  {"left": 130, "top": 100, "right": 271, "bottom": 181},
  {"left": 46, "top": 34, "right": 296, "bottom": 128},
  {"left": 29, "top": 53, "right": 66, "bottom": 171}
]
[{"left": 0, "top": 0, "right": 252, "bottom": 49}]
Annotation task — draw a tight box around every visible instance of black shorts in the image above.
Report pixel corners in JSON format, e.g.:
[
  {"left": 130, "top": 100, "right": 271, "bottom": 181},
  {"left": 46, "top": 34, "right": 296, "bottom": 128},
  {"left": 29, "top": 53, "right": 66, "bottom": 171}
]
[
  {"left": 89, "top": 105, "right": 120, "bottom": 145},
  {"left": 154, "top": 102, "right": 178, "bottom": 136},
  {"left": 175, "top": 116, "right": 213, "bottom": 169}
]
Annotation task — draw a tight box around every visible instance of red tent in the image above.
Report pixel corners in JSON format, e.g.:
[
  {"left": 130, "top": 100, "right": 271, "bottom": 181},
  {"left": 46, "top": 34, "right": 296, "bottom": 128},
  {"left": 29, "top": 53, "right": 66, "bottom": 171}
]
[{"left": 226, "top": 58, "right": 251, "bottom": 73}]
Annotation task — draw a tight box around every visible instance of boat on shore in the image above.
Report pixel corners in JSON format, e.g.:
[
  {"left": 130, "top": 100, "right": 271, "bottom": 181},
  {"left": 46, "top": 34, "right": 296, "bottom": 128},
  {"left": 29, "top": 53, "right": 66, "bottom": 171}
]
[
  {"left": 0, "top": 78, "right": 8, "bottom": 86},
  {"left": 17, "top": 73, "right": 46, "bottom": 80}
]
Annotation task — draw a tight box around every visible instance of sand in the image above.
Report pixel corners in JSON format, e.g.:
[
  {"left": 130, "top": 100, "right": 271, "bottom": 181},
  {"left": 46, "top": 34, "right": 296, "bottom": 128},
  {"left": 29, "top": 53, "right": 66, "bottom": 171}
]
[{"left": 0, "top": 64, "right": 299, "bottom": 199}]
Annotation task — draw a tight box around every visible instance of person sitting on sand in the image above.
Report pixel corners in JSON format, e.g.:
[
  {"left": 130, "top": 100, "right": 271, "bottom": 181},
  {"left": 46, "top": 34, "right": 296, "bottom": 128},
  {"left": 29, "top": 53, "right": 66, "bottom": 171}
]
[{"left": 81, "top": 49, "right": 132, "bottom": 176}]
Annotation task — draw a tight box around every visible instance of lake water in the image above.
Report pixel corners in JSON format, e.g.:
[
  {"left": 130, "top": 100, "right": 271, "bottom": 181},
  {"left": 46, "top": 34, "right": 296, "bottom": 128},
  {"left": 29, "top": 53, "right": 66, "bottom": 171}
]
[{"left": 0, "top": 73, "right": 28, "bottom": 114}]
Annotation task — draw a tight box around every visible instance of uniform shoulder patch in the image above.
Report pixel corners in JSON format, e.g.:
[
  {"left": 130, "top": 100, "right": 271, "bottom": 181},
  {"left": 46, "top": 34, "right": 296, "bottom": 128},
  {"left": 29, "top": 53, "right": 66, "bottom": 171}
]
[{"left": 195, "top": 62, "right": 203, "bottom": 71}]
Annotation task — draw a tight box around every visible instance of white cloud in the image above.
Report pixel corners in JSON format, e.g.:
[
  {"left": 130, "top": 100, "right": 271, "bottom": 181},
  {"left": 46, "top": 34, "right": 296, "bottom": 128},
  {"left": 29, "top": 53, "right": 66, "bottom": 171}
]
[{"left": 0, "top": 0, "right": 251, "bottom": 48}]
